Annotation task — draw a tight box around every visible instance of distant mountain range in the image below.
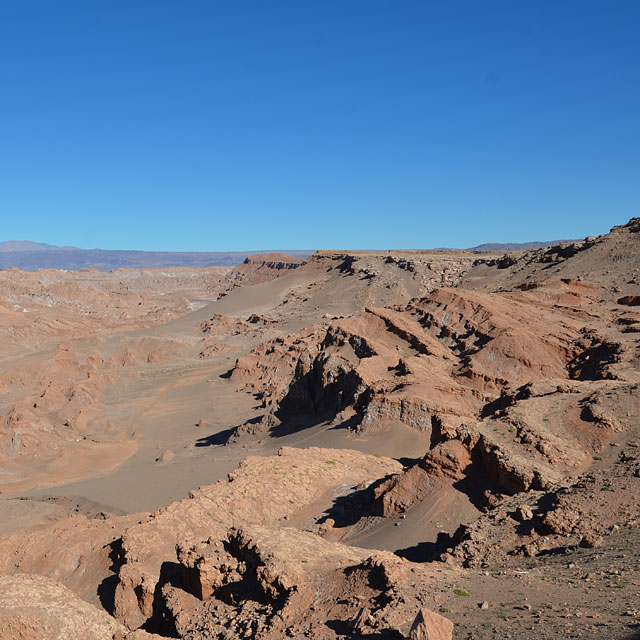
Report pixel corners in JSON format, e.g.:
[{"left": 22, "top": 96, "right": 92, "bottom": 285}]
[
  {"left": 0, "top": 240, "right": 70, "bottom": 252},
  {"left": 0, "top": 241, "right": 313, "bottom": 271},
  {"left": 0, "top": 239, "right": 571, "bottom": 271},
  {"left": 468, "top": 240, "right": 572, "bottom": 251}
]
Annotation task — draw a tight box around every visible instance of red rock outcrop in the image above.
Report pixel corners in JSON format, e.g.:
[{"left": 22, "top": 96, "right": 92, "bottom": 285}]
[
  {"left": 409, "top": 608, "right": 454, "bottom": 640},
  {"left": 0, "top": 574, "right": 125, "bottom": 640},
  {"left": 112, "top": 447, "right": 403, "bottom": 630},
  {"left": 224, "top": 253, "right": 305, "bottom": 286},
  {"left": 164, "top": 526, "right": 454, "bottom": 639}
]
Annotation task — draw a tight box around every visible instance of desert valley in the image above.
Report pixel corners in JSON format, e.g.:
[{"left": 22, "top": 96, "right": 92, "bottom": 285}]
[{"left": 0, "top": 219, "right": 639, "bottom": 640}]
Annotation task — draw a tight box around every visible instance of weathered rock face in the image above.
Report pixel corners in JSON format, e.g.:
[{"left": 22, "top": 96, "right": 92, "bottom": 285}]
[
  {"left": 438, "top": 383, "right": 640, "bottom": 568},
  {"left": 307, "top": 251, "right": 477, "bottom": 293},
  {"left": 0, "top": 509, "right": 141, "bottom": 606},
  {"left": 234, "top": 285, "right": 582, "bottom": 439},
  {"left": 224, "top": 253, "right": 306, "bottom": 287},
  {"left": 0, "top": 574, "right": 125, "bottom": 640},
  {"left": 442, "top": 446, "right": 640, "bottom": 569},
  {"left": 164, "top": 526, "right": 454, "bottom": 640},
  {"left": 111, "top": 447, "right": 403, "bottom": 631},
  {"left": 97, "top": 447, "right": 461, "bottom": 638},
  {"left": 408, "top": 608, "right": 454, "bottom": 640}
]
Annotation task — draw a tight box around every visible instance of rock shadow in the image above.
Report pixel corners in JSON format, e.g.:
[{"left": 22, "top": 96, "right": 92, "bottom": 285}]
[
  {"left": 395, "top": 531, "right": 457, "bottom": 563},
  {"left": 268, "top": 414, "right": 325, "bottom": 438},
  {"left": 195, "top": 426, "right": 238, "bottom": 447},
  {"left": 97, "top": 538, "right": 124, "bottom": 615},
  {"left": 317, "top": 476, "right": 391, "bottom": 529},
  {"left": 451, "top": 462, "right": 500, "bottom": 512},
  {"left": 325, "top": 619, "right": 403, "bottom": 638},
  {"left": 140, "top": 560, "right": 184, "bottom": 637}
]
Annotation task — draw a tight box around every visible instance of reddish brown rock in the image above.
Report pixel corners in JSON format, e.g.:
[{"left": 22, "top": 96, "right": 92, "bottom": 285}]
[
  {"left": 0, "top": 574, "right": 125, "bottom": 640},
  {"left": 112, "top": 447, "right": 402, "bottom": 630},
  {"left": 409, "top": 608, "right": 454, "bottom": 640}
]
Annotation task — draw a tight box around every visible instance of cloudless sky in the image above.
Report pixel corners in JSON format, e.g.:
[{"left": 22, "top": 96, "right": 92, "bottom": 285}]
[{"left": 0, "top": 1, "right": 638, "bottom": 251}]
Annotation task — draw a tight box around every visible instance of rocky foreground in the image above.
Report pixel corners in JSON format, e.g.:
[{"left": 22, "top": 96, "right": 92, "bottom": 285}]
[{"left": 0, "top": 221, "right": 639, "bottom": 639}]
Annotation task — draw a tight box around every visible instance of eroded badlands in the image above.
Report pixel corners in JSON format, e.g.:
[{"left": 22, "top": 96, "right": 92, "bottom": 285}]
[{"left": 0, "top": 223, "right": 639, "bottom": 639}]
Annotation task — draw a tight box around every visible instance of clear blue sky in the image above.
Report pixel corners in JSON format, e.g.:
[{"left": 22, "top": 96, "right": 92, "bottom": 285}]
[{"left": 1, "top": 1, "right": 638, "bottom": 251}]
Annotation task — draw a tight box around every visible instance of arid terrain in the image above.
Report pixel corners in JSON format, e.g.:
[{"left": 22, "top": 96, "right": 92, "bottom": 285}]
[{"left": 0, "top": 222, "right": 638, "bottom": 640}]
